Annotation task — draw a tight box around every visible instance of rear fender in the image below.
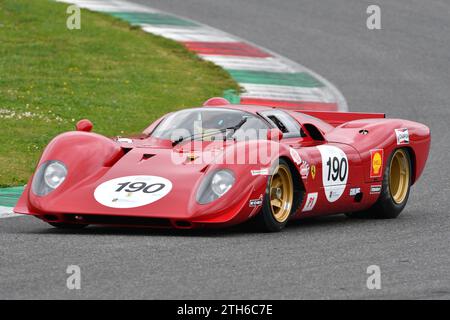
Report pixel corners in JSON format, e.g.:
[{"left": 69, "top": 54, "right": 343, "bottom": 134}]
[{"left": 327, "top": 119, "right": 430, "bottom": 185}]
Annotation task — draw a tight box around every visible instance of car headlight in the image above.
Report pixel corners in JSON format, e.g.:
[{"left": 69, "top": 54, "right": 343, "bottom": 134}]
[
  {"left": 31, "top": 160, "right": 67, "bottom": 196},
  {"left": 197, "top": 169, "right": 235, "bottom": 204}
]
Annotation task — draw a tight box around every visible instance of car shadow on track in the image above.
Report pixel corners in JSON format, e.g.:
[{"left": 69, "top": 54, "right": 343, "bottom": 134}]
[{"left": 27, "top": 213, "right": 380, "bottom": 238}]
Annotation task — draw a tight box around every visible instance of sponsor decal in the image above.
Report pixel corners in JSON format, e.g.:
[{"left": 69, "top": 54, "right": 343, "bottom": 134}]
[
  {"left": 251, "top": 168, "right": 270, "bottom": 176},
  {"left": 302, "top": 192, "right": 318, "bottom": 212},
  {"left": 328, "top": 190, "right": 340, "bottom": 200},
  {"left": 94, "top": 175, "right": 172, "bottom": 208},
  {"left": 290, "top": 147, "right": 302, "bottom": 165},
  {"left": 300, "top": 161, "right": 310, "bottom": 180},
  {"left": 249, "top": 195, "right": 263, "bottom": 207},
  {"left": 370, "top": 185, "right": 382, "bottom": 194},
  {"left": 317, "top": 145, "right": 349, "bottom": 203},
  {"left": 395, "top": 128, "right": 409, "bottom": 145},
  {"left": 370, "top": 149, "right": 384, "bottom": 178},
  {"left": 349, "top": 187, "right": 361, "bottom": 196},
  {"left": 290, "top": 148, "right": 311, "bottom": 179},
  {"left": 310, "top": 164, "right": 316, "bottom": 180}
]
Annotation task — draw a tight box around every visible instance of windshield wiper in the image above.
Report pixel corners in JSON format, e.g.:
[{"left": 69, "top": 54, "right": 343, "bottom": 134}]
[{"left": 172, "top": 118, "right": 248, "bottom": 147}]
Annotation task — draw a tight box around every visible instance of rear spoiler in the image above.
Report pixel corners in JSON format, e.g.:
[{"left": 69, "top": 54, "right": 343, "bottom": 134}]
[{"left": 299, "top": 110, "right": 385, "bottom": 127}]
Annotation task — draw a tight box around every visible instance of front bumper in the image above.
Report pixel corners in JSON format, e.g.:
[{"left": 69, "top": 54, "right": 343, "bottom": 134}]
[{"left": 15, "top": 184, "right": 259, "bottom": 229}]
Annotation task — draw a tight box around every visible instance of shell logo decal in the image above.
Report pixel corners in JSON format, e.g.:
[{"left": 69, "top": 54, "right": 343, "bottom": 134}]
[{"left": 370, "top": 149, "right": 384, "bottom": 178}]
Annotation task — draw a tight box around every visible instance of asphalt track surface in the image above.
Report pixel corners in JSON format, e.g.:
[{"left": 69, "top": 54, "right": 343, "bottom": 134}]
[{"left": 1, "top": 0, "right": 449, "bottom": 299}]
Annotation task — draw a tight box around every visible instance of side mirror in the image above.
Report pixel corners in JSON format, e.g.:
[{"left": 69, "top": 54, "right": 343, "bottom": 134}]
[
  {"left": 267, "top": 128, "right": 283, "bottom": 141},
  {"left": 76, "top": 119, "right": 93, "bottom": 132}
]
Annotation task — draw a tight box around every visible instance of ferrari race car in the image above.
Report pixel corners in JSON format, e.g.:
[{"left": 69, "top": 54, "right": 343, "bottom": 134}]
[{"left": 14, "top": 98, "right": 431, "bottom": 232}]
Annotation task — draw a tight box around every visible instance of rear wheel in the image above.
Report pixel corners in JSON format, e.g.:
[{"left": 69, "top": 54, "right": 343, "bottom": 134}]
[
  {"left": 347, "top": 148, "right": 412, "bottom": 219},
  {"left": 254, "top": 159, "right": 295, "bottom": 232},
  {"left": 48, "top": 222, "right": 88, "bottom": 229}
]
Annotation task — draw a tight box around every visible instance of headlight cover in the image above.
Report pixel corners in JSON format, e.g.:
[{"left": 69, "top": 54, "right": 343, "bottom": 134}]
[
  {"left": 31, "top": 160, "right": 67, "bottom": 196},
  {"left": 196, "top": 169, "right": 235, "bottom": 204}
]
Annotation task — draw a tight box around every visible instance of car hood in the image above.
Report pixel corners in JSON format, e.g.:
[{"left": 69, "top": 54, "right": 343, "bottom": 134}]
[{"left": 28, "top": 142, "right": 253, "bottom": 219}]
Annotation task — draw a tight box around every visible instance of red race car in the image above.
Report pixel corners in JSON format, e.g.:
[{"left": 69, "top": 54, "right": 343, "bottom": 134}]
[{"left": 14, "top": 98, "right": 431, "bottom": 232}]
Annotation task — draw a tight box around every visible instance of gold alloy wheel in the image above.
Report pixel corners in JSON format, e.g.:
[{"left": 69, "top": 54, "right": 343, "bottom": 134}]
[
  {"left": 269, "top": 164, "right": 294, "bottom": 223},
  {"left": 389, "top": 149, "right": 410, "bottom": 204}
]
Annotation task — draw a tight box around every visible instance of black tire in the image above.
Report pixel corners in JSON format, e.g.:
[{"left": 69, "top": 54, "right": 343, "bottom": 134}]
[
  {"left": 48, "top": 222, "right": 88, "bottom": 229},
  {"left": 347, "top": 148, "right": 412, "bottom": 219},
  {"left": 253, "top": 158, "right": 296, "bottom": 232}
]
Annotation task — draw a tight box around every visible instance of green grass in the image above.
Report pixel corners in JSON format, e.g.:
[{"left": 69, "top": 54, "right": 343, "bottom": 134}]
[{"left": 0, "top": 0, "right": 239, "bottom": 187}]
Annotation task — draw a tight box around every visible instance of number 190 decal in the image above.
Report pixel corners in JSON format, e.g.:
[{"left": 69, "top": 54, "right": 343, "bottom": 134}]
[
  {"left": 94, "top": 175, "right": 172, "bottom": 208},
  {"left": 317, "top": 145, "right": 349, "bottom": 202},
  {"left": 326, "top": 156, "right": 348, "bottom": 182},
  {"left": 115, "top": 181, "right": 165, "bottom": 194}
]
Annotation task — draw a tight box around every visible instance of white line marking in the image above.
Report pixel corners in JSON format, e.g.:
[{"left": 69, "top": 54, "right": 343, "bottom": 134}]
[
  {"left": 199, "top": 55, "right": 299, "bottom": 73},
  {"left": 240, "top": 83, "right": 336, "bottom": 103},
  {"left": 56, "top": 0, "right": 159, "bottom": 13},
  {"left": 141, "top": 25, "right": 237, "bottom": 42},
  {"left": 0, "top": 206, "right": 22, "bottom": 219}
]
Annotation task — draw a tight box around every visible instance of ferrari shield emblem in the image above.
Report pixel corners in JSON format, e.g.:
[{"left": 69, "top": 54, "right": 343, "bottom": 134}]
[{"left": 311, "top": 165, "right": 316, "bottom": 180}]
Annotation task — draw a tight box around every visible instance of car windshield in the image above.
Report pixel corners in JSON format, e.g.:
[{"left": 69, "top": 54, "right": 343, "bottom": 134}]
[{"left": 151, "top": 108, "right": 269, "bottom": 142}]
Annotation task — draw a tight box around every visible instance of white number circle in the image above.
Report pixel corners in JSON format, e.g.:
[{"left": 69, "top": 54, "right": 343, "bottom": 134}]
[
  {"left": 317, "top": 145, "right": 349, "bottom": 202},
  {"left": 94, "top": 175, "right": 172, "bottom": 208}
]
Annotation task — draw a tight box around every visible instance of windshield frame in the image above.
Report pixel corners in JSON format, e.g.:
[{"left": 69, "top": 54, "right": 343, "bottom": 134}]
[{"left": 150, "top": 107, "right": 272, "bottom": 143}]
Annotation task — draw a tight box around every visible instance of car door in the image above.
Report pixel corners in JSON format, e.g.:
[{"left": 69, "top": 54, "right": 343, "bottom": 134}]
[{"left": 259, "top": 110, "right": 364, "bottom": 216}]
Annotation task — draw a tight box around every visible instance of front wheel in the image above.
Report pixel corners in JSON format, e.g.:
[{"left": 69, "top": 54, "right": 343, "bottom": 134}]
[
  {"left": 253, "top": 159, "right": 295, "bottom": 232},
  {"left": 348, "top": 148, "right": 412, "bottom": 219}
]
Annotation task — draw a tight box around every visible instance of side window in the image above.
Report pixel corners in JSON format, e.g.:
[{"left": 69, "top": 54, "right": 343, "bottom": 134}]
[
  {"left": 260, "top": 110, "right": 305, "bottom": 138},
  {"left": 267, "top": 115, "right": 288, "bottom": 133}
]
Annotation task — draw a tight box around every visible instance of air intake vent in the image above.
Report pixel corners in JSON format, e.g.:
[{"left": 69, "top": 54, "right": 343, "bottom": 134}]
[{"left": 140, "top": 153, "right": 155, "bottom": 161}]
